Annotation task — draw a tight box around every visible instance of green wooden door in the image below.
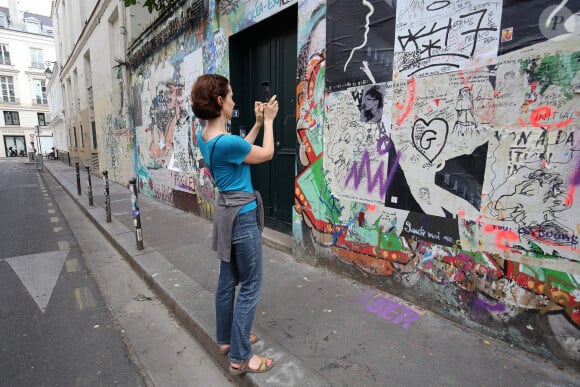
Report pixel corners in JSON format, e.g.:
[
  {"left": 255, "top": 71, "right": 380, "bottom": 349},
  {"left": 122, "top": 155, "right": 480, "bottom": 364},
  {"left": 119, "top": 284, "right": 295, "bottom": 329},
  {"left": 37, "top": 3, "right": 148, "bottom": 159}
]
[{"left": 230, "top": 5, "right": 297, "bottom": 233}]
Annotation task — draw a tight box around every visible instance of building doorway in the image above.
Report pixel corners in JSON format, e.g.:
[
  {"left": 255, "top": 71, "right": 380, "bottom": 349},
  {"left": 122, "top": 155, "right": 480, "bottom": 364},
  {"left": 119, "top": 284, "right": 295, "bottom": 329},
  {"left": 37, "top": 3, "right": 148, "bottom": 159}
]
[
  {"left": 229, "top": 5, "right": 298, "bottom": 234},
  {"left": 3, "top": 135, "right": 26, "bottom": 157}
]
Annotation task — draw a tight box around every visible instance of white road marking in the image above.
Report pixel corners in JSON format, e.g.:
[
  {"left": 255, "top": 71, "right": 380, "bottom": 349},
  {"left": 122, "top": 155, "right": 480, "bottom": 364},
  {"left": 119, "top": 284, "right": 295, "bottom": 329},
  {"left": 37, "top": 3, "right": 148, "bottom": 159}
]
[{"left": 3, "top": 250, "right": 69, "bottom": 313}]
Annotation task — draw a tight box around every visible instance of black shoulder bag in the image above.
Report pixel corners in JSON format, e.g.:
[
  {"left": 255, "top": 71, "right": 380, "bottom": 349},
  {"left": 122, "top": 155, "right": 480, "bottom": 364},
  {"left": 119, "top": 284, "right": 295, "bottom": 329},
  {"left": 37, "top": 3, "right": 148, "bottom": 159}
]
[{"left": 208, "top": 134, "right": 224, "bottom": 182}]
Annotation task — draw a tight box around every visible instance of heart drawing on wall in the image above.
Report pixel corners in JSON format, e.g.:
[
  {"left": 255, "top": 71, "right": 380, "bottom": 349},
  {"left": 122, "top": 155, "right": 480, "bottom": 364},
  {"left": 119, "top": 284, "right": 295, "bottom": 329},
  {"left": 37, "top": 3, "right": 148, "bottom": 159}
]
[{"left": 411, "top": 118, "right": 449, "bottom": 163}]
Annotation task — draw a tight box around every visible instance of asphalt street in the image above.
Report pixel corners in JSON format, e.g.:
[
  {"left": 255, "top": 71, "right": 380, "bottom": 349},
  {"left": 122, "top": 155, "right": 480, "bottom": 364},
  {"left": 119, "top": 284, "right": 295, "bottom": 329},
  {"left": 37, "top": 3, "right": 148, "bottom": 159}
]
[
  {"left": 0, "top": 159, "right": 146, "bottom": 386},
  {"left": 1, "top": 158, "right": 237, "bottom": 386}
]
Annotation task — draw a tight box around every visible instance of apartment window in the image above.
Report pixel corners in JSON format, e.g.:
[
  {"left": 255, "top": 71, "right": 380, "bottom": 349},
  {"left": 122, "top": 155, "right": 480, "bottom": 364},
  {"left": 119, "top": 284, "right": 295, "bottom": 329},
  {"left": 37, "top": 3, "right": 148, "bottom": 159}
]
[
  {"left": 4, "top": 111, "right": 19, "bottom": 125},
  {"left": 30, "top": 48, "right": 44, "bottom": 69},
  {"left": 33, "top": 79, "right": 48, "bottom": 104},
  {"left": 73, "top": 127, "right": 77, "bottom": 147},
  {"left": 91, "top": 121, "right": 97, "bottom": 149},
  {"left": 37, "top": 112, "right": 46, "bottom": 126},
  {"left": 0, "top": 76, "right": 15, "bottom": 102},
  {"left": 0, "top": 13, "right": 7, "bottom": 29},
  {"left": 80, "top": 125, "right": 84, "bottom": 148},
  {"left": 0, "top": 44, "right": 10, "bottom": 65},
  {"left": 25, "top": 18, "right": 41, "bottom": 34}
]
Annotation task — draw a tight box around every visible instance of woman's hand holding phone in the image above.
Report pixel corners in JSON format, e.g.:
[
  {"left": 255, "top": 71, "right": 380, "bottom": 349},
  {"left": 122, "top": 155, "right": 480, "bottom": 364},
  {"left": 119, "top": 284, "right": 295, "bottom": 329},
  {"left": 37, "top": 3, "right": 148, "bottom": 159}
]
[
  {"left": 254, "top": 101, "right": 264, "bottom": 124},
  {"left": 264, "top": 95, "right": 278, "bottom": 121}
]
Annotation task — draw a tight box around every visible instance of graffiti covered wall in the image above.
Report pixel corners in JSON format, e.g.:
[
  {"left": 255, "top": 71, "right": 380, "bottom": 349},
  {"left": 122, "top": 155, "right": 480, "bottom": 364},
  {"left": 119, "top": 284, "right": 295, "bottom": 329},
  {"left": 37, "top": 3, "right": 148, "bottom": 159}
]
[
  {"left": 129, "top": 0, "right": 298, "bottom": 216},
  {"left": 94, "top": 94, "right": 134, "bottom": 184},
  {"left": 298, "top": 0, "right": 580, "bottom": 364},
  {"left": 127, "top": 0, "right": 579, "bottom": 365}
]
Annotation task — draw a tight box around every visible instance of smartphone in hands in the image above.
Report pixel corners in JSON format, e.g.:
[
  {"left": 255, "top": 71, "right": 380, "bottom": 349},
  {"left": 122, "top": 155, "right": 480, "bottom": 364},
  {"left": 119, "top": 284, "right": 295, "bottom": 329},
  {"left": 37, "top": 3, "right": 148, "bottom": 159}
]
[{"left": 261, "top": 81, "right": 271, "bottom": 102}]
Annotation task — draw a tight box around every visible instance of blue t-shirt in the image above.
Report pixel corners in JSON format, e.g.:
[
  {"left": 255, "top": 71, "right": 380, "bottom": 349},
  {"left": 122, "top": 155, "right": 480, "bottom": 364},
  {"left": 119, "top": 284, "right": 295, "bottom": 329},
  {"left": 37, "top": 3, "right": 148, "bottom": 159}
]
[{"left": 197, "top": 130, "right": 256, "bottom": 214}]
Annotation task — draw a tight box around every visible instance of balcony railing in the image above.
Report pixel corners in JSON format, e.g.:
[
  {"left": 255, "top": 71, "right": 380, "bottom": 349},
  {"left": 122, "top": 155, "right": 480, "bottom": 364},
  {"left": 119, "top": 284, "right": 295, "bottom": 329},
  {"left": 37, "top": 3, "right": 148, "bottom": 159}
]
[
  {"left": 1, "top": 97, "right": 19, "bottom": 104},
  {"left": 32, "top": 98, "right": 48, "bottom": 105}
]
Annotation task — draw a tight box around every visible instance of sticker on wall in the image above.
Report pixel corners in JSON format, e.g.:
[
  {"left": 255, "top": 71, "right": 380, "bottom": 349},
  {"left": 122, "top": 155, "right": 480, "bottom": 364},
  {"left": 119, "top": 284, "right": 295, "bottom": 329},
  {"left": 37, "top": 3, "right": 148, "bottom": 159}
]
[
  {"left": 400, "top": 212, "right": 460, "bottom": 247},
  {"left": 358, "top": 84, "right": 385, "bottom": 123},
  {"left": 501, "top": 27, "right": 513, "bottom": 43}
]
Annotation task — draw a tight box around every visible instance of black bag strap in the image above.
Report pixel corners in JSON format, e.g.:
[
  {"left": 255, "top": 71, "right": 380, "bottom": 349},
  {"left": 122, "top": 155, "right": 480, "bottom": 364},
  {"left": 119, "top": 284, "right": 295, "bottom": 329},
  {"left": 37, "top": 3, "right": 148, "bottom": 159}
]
[{"left": 209, "top": 134, "right": 224, "bottom": 181}]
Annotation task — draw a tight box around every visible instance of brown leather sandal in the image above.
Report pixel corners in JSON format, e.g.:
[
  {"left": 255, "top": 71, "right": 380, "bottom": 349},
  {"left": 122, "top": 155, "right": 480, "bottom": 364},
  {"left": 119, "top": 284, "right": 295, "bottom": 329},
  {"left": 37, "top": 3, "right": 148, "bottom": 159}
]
[
  {"left": 229, "top": 356, "right": 274, "bottom": 375},
  {"left": 219, "top": 332, "right": 260, "bottom": 355}
]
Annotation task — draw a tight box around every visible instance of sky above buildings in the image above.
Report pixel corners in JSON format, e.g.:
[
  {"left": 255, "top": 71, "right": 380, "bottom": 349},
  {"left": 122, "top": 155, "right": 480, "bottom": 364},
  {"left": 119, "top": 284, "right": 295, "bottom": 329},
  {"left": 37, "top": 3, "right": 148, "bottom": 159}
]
[{"left": 0, "top": 0, "right": 52, "bottom": 16}]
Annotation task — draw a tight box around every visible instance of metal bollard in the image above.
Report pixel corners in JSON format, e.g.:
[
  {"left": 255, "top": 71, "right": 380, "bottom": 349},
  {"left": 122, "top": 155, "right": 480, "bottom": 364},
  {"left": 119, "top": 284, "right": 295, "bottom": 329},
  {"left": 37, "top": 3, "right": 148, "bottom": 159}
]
[
  {"left": 75, "top": 162, "right": 81, "bottom": 195},
  {"left": 103, "top": 171, "right": 111, "bottom": 222},
  {"left": 129, "top": 178, "right": 144, "bottom": 250},
  {"left": 85, "top": 165, "right": 93, "bottom": 206},
  {"left": 35, "top": 153, "right": 44, "bottom": 171}
]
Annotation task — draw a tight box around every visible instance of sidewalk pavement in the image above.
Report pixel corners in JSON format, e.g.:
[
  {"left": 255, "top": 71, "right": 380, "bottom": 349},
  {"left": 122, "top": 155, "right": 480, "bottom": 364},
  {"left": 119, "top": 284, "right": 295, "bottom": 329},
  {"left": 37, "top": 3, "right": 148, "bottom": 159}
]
[{"left": 43, "top": 160, "right": 579, "bottom": 387}]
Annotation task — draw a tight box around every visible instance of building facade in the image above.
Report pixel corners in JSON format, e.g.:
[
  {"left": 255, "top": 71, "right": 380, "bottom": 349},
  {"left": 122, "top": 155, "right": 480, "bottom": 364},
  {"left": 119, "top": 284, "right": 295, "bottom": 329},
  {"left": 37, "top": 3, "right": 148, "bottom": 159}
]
[
  {"left": 54, "top": 0, "right": 580, "bottom": 367},
  {"left": 45, "top": 60, "right": 66, "bottom": 161},
  {"left": 0, "top": 0, "right": 54, "bottom": 158},
  {"left": 52, "top": 0, "right": 155, "bottom": 178}
]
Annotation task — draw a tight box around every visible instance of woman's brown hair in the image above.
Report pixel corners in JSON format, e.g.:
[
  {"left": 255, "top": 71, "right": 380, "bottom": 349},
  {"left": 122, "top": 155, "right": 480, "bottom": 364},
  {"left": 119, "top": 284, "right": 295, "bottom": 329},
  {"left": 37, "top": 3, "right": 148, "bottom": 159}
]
[{"left": 191, "top": 74, "right": 230, "bottom": 120}]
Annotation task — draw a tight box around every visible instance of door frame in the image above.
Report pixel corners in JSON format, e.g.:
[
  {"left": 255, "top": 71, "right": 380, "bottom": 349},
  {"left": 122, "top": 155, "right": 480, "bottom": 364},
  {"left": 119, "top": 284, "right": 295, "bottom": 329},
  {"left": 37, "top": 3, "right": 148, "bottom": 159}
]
[{"left": 229, "top": 5, "right": 298, "bottom": 234}]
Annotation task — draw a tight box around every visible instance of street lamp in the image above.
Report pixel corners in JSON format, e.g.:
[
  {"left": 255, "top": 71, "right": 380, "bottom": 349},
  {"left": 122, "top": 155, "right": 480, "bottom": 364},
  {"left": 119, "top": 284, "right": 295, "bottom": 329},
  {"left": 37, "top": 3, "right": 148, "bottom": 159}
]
[{"left": 44, "top": 61, "right": 57, "bottom": 80}]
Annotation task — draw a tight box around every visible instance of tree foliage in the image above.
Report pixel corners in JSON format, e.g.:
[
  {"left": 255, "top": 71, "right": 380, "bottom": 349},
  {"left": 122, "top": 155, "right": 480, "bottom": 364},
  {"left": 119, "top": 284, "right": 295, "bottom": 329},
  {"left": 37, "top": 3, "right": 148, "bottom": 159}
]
[{"left": 123, "top": 0, "right": 178, "bottom": 14}]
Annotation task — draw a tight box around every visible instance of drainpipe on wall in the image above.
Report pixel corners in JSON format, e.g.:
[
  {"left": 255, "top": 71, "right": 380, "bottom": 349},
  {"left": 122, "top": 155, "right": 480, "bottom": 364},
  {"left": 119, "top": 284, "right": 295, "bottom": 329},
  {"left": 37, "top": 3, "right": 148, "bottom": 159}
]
[{"left": 119, "top": 3, "right": 134, "bottom": 176}]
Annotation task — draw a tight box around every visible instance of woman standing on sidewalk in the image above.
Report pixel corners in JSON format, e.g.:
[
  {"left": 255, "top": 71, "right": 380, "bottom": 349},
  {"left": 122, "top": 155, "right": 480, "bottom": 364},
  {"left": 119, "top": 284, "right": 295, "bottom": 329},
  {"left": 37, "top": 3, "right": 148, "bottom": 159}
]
[{"left": 191, "top": 74, "right": 278, "bottom": 375}]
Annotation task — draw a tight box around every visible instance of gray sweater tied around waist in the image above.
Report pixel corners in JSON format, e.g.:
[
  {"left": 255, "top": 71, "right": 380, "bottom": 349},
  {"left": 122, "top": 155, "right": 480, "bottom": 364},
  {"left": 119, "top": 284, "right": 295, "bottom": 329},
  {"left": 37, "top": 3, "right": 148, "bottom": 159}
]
[{"left": 212, "top": 190, "right": 264, "bottom": 262}]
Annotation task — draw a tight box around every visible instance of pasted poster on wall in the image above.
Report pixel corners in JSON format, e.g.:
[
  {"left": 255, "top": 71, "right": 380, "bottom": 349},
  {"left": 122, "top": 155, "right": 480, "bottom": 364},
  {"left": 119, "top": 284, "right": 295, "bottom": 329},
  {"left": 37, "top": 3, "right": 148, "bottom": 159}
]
[
  {"left": 387, "top": 68, "right": 495, "bottom": 220},
  {"left": 480, "top": 43, "right": 579, "bottom": 261},
  {"left": 493, "top": 49, "right": 579, "bottom": 130},
  {"left": 479, "top": 127, "right": 579, "bottom": 261},
  {"left": 135, "top": 47, "right": 203, "bottom": 174},
  {"left": 325, "top": 83, "right": 393, "bottom": 204},
  {"left": 326, "top": 0, "right": 396, "bottom": 91},
  {"left": 393, "top": 0, "right": 502, "bottom": 79},
  {"left": 498, "top": 0, "right": 580, "bottom": 55}
]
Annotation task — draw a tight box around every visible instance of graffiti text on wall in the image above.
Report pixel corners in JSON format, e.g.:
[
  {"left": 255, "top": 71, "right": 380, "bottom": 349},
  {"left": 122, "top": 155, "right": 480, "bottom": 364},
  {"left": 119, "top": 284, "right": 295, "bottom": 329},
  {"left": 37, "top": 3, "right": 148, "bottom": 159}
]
[{"left": 394, "top": 0, "right": 501, "bottom": 78}]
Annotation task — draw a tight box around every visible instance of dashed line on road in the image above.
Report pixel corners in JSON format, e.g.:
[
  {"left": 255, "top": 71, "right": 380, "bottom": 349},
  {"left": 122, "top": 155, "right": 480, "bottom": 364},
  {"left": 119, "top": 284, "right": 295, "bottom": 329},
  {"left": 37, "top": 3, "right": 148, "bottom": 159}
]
[
  {"left": 48, "top": 209, "right": 55, "bottom": 214},
  {"left": 53, "top": 227, "right": 62, "bottom": 233},
  {"left": 74, "top": 287, "right": 96, "bottom": 310},
  {"left": 58, "top": 241, "right": 70, "bottom": 250},
  {"left": 66, "top": 259, "right": 79, "bottom": 273},
  {"left": 50, "top": 217, "right": 59, "bottom": 223}
]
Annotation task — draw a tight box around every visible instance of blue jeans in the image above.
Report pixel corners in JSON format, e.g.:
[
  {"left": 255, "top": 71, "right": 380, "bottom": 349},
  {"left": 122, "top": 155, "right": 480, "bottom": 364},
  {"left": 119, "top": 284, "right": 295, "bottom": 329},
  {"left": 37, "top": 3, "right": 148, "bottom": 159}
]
[{"left": 215, "top": 209, "right": 263, "bottom": 363}]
